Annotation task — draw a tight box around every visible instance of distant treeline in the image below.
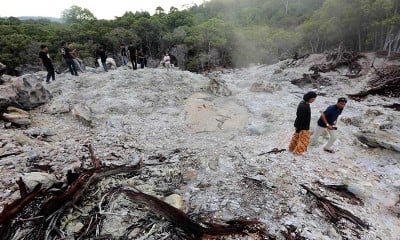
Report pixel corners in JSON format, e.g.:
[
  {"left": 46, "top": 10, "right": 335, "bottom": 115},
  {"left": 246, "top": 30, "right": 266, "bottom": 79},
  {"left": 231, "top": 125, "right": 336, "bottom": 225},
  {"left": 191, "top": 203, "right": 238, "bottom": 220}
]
[{"left": 0, "top": 0, "right": 399, "bottom": 73}]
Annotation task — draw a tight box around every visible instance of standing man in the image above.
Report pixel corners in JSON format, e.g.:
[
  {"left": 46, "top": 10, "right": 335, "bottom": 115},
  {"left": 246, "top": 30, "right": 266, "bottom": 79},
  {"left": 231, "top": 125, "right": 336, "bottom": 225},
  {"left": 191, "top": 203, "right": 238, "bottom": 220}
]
[
  {"left": 311, "top": 97, "right": 347, "bottom": 153},
  {"left": 289, "top": 91, "right": 317, "bottom": 155},
  {"left": 137, "top": 48, "right": 145, "bottom": 68},
  {"left": 38, "top": 44, "right": 55, "bottom": 83},
  {"left": 120, "top": 44, "right": 128, "bottom": 66},
  {"left": 163, "top": 53, "right": 171, "bottom": 70},
  {"left": 127, "top": 42, "right": 137, "bottom": 70},
  {"left": 68, "top": 43, "right": 84, "bottom": 73},
  {"left": 60, "top": 41, "right": 78, "bottom": 76},
  {"left": 96, "top": 46, "right": 108, "bottom": 72}
]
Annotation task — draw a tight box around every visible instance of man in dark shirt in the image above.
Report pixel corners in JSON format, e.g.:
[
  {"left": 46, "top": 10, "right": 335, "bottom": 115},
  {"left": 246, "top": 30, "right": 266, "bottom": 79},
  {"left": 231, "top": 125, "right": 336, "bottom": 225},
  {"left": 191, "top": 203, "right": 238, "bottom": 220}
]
[
  {"left": 289, "top": 91, "right": 317, "bottom": 155},
  {"left": 61, "top": 41, "right": 78, "bottom": 76},
  {"left": 38, "top": 44, "right": 55, "bottom": 83},
  {"left": 127, "top": 42, "right": 137, "bottom": 70},
  {"left": 311, "top": 97, "right": 347, "bottom": 153},
  {"left": 137, "top": 48, "right": 145, "bottom": 68},
  {"left": 96, "top": 46, "right": 108, "bottom": 72}
]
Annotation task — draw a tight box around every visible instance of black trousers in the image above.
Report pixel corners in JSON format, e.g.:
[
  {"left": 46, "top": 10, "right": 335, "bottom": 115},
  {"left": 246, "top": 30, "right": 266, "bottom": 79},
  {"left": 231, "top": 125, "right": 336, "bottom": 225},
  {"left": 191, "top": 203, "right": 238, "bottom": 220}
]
[
  {"left": 65, "top": 58, "right": 78, "bottom": 76},
  {"left": 130, "top": 57, "right": 137, "bottom": 69},
  {"left": 45, "top": 64, "right": 55, "bottom": 82}
]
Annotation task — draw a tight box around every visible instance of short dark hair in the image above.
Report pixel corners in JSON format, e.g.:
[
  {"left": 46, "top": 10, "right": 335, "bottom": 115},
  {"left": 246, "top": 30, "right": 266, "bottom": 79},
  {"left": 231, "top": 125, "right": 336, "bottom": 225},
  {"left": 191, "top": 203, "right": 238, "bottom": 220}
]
[
  {"left": 40, "top": 44, "right": 47, "bottom": 49},
  {"left": 303, "top": 91, "right": 317, "bottom": 102},
  {"left": 337, "top": 97, "right": 347, "bottom": 103},
  {"left": 60, "top": 41, "right": 66, "bottom": 46}
]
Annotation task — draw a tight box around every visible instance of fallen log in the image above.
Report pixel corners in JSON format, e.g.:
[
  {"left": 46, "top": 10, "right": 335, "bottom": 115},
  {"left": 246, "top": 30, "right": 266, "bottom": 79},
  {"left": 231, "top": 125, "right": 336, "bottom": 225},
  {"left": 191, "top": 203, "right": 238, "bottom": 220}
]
[
  {"left": 121, "top": 186, "right": 274, "bottom": 239},
  {"left": 300, "top": 184, "right": 369, "bottom": 230}
]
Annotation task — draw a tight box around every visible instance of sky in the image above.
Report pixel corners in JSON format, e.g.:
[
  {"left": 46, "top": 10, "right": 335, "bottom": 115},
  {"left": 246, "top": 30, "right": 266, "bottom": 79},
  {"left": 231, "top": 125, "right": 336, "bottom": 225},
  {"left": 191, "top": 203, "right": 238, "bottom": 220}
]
[{"left": 0, "top": 0, "right": 209, "bottom": 20}]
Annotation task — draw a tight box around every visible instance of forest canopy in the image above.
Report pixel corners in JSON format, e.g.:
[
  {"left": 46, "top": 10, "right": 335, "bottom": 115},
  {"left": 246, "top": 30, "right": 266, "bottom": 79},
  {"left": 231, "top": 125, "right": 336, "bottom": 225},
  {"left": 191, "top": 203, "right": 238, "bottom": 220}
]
[{"left": 0, "top": 0, "right": 399, "bottom": 73}]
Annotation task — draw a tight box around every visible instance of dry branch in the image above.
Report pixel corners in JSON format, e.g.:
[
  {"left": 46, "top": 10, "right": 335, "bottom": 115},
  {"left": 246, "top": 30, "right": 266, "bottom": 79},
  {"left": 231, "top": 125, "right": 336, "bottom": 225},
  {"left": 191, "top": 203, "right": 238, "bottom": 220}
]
[
  {"left": 300, "top": 184, "right": 369, "bottom": 230},
  {"left": 86, "top": 144, "right": 102, "bottom": 168},
  {"left": 41, "top": 165, "right": 141, "bottom": 216},
  {"left": 258, "top": 148, "right": 286, "bottom": 156},
  {"left": 309, "top": 47, "right": 363, "bottom": 75},
  {"left": 349, "top": 65, "right": 400, "bottom": 100},
  {"left": 0, "top": 184, "right": 42, "bottom": 225},
  {"left": 316, "top": 182, "right": 364, "bottom": 206},
  {"left": 121, "top": 186, "right": 274, "bottom": 239}
]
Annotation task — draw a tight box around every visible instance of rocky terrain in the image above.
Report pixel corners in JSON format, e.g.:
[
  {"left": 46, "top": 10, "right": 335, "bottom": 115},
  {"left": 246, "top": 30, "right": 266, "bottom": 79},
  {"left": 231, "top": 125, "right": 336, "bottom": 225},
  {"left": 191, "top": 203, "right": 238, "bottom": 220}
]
[{"left": 0, "top": 53, "right": 399, "bottom": 239}]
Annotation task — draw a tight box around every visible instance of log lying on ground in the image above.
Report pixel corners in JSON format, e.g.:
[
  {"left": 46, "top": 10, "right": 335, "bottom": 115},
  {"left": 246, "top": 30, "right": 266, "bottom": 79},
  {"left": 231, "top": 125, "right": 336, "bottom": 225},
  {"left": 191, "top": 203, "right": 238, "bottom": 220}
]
[
  {"left": 300, "top": 184, "right": 369, "bottom": 230},
  {"left": 121, "top": 186, "right": 274, "bottom": 239},
  {"left": 349, "top": 65, "right": 400, "bottom": 100}
]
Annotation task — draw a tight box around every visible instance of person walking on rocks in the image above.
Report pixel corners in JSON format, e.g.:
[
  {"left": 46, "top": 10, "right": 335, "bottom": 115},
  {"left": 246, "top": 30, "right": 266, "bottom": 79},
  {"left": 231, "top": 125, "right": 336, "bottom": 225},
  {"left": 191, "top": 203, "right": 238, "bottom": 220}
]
[
  {"left": 60, "top": 41, "right": 79, "bottom": 76},
  {"left": 289, "top": 91, "right": 317, "bottom": 155},
  {"left": 311, "top": 97, "right": 347, "bottom": 153},
  {"left": 68, "top": 42, "right": 84, "bottom": 73},
  {"left": 38, "top": 44, "right": 55, "bottom": 83}
]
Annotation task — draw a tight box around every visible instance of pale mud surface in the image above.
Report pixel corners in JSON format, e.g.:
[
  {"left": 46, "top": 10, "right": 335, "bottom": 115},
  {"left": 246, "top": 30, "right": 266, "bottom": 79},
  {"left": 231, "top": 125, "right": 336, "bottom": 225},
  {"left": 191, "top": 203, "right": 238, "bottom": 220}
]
[{"left": 0, "top": 54, "right": 399, "bottom": 239}]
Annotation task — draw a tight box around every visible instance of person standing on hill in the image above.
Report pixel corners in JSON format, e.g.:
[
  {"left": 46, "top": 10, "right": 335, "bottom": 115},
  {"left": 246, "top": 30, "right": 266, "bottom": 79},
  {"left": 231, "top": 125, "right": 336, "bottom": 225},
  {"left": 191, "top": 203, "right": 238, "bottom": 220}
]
[
  {"left": 288, "top": 91, "right": 317, "bottom": 155},
  {"left": 96, "top": 46, "right": 108, "bottom": 72},
  {"left": 68, "top": 42, "right": 84, "bottom": 73},
  {"left": 311, "top": 97, "right": 347, "bottom": 153},
  {"left": 120, "top": 44, "right": 128, "bottom": 66},
  {"left": 60, "top": 41, "right": 78, "bottom": 76},
  {"left": 128, "top": 42, "right": 137, "bottom": 70},
  {"left": 138, "top": 48, "right": 145, "bottom": 68},
  {"left": 38, "top": 44, "right": 55, "bottom": 83}
]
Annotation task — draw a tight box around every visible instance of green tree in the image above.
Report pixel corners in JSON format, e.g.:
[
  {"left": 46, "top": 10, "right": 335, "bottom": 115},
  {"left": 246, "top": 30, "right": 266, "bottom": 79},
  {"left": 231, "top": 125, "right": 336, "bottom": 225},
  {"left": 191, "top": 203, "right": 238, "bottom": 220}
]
[{"left": 61, "top": 5, "right": 97, "bottom": 24}]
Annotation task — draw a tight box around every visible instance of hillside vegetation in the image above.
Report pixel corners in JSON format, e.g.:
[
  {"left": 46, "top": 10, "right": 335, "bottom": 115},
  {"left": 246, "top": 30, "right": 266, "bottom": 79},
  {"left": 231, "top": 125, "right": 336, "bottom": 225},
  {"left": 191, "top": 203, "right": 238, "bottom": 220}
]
[{"left": 0, "top": 0, "right": 399, "bottom": 73}]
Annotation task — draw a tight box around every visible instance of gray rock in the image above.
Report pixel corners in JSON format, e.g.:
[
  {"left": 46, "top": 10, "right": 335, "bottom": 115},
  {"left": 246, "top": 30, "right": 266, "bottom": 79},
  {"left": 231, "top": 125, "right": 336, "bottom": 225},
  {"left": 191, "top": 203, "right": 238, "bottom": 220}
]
[
  {"left": 46, "top": 98, "right": 71, "bottom": 114},
  {"left": 21, "top": 172, "right": 57, "bottom": 191},
  {"left": 0, "top": 75, "right": 51, "bottom": 111},
  {"left": 355, "top": 130, "right": 400, "bottom": 152},
  {"left": 250, "top": 82, "right": 281, "bottom": 93},
  {"left": 72, "top": 103, "right": 93, "bottom": 126}
]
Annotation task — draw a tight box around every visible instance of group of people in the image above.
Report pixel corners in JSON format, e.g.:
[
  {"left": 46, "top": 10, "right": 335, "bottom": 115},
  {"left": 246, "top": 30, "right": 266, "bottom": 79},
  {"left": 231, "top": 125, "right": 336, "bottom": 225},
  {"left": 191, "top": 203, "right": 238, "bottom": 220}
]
[
  {"left": 39, "top": 41, "right": 166, "bottom": 82},
  {"left": 120, "top": 43, "right": 146, "bottom": 70},
  {"left": 39, "top": 41, "right": 114, "bottom": 82},
  {"left": 289, "top": 92, "right": 347, "bottom": 155},
  {"left": 38, "top": 41, "right": 83, "bottom": 82}
]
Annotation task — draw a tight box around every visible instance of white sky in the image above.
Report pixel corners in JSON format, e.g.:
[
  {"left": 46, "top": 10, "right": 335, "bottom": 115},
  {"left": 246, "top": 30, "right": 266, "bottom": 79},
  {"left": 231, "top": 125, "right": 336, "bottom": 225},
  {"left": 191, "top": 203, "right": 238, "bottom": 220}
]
[{"left": 0, "top": 0, "right": 209, "bottom": 19}]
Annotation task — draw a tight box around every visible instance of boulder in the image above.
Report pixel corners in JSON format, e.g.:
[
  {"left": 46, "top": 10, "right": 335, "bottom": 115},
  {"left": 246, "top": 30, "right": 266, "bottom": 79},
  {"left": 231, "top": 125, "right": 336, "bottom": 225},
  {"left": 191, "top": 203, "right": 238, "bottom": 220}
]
[
  {"left": 72, "top": 103, "right": 93, "bottom": 126},
  {"left": 2, "top": 106, "right": 31, "bottom": 125},
  {"left": 20, "top": 172, "right": 58, "bottom": 192},
  {"left": 355, "top": 130, "right": 400, "bottom": 152},
  {"left": 0, "top": 74, "right": 52, "bottom": 111},
  {"left": 250, "top": 82, "right": 282, "bottom": 93}
]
